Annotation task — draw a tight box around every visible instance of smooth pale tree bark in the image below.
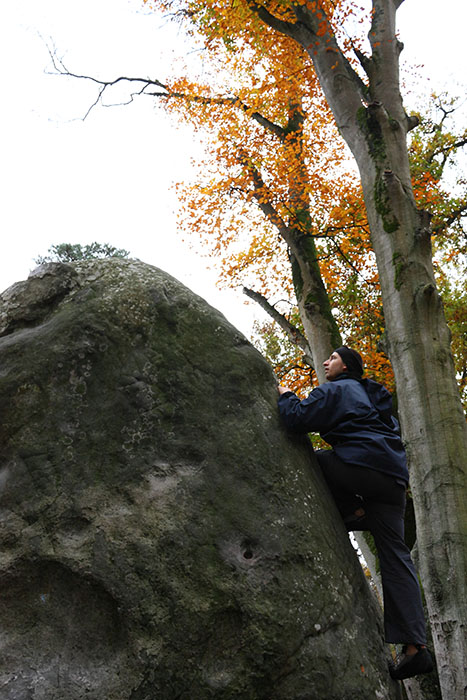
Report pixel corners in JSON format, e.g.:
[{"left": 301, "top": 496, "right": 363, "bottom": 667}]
[{"left": 248, "top": 0, "right": 467, "bottom": 696}]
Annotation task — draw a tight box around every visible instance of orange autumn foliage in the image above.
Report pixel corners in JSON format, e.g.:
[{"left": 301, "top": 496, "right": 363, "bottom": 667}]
[{"left": 143, "top": 0, "right": 466, "bottom": 399}]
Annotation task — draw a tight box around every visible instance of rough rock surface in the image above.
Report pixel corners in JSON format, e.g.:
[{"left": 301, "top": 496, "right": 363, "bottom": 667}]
[{"left": 0, "top": 260, "right": 401, "bottom": 699}]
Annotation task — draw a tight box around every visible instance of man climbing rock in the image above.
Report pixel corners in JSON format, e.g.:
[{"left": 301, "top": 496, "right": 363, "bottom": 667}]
[{"left": 277, "top": 346, "right": 434, "bottom": 681}]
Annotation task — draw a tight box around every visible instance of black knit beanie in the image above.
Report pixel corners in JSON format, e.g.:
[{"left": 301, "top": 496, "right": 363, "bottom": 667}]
[{"left": 334, "top": 346, "right": 364, "bottom": 378}]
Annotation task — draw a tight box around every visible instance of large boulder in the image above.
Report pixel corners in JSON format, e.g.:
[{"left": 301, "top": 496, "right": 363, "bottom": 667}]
[{"left": 0, "top": 260, "right": 400, "bottom": 699}]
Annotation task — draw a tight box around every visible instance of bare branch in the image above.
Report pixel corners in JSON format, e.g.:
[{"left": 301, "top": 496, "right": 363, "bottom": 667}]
[
  {"left": 243, "top": 286, "right": 314, "bottom": 366},
  {"left": 46, "top": 40, "right": 290, "bottom": 139},
  {"left": 353, "top": 47, "right": 372, "bottom": 79},
  {"left": 46, "top": 42, "right": 170, "bottom": 118},
  {"left": 330, "top": 237, "right": 378, "bottom": 287},
  {"left": 236, "top": 102, "right": 286, "bottom": 139},
  {"left": 436, "top": 137, "right": 467, "bottom": 166}
]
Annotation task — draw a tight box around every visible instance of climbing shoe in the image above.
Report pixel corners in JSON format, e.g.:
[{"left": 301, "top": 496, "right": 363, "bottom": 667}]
[{"left": 389, "top": 646, "right": 434, "bottom": 680}]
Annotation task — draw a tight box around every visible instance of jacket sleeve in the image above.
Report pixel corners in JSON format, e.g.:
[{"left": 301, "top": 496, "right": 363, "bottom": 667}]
[{"left": 277, "top": 386, "right": 333, "bottom": 433}]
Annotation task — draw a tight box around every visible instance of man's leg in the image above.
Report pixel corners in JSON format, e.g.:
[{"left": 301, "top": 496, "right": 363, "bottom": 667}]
[
  {"left": 363, "top": 499, "right": 427, "bottom": 645},
  {"left": 363, "top": 499, "right": 434, "bottom": 679},
  {"left": 315, "top": 450, "right": 364, "bottom": 519},
  {"left": 315, "top": 450, "right": 427, "bottom": 645}
]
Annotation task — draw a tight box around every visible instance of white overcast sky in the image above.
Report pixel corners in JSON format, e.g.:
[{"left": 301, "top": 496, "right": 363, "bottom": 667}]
[{"left": 1, "top": 0, "right": 466, "bottom": 336}]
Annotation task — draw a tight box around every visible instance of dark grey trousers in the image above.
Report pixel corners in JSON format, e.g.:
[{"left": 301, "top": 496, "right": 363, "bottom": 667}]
[{"left": 316, "top": 449, "right": 427, "bottom": 645}]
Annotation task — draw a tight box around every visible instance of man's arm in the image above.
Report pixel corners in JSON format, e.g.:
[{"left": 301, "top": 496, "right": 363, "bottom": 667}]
[{"left": 277, "top": 384, "right": 330, "bottom": 433}]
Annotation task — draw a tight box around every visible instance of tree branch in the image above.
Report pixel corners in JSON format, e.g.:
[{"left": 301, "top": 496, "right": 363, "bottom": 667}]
[
  {"left": 368, "top": 0, "right": 403, "bottom": 108},
  {"left": 237, "top": 150, "right": 290, "bottom": 234},
  {"left": 47, "top": 41, "right": 288, "bottom": 138},
  {"left": 242, "top": 286, "right": 314, "bottom": 366},
  {"left": 246, "top": 1, "right": 368, "bottom": 152},
  {"left": 432, "top": 202, "right": 467, "bottom": 235},
  {"left": 46, "top": 44, "right": 171, "bottom": 118},
  {"left": 353, "top": 47, "right": 372, "bottom": 79},
  {"left": 433, "top": 137, "right": 467, "bottom": 169},
  {"left": 406, "top": 113, "right": 420, "bottom": 132},
  {"left": 246, "top": 0, "right": 304, "bottom": 40}
]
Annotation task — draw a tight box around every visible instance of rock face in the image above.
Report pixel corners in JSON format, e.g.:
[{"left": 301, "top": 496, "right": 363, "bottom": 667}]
[{"left": 0, "top": 260, "right": 400, "bottom": 700}]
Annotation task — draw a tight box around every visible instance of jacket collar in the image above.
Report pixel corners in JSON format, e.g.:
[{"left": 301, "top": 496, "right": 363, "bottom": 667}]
[{"left": 331, "top": 372, "right": 361, "bottom": 382}]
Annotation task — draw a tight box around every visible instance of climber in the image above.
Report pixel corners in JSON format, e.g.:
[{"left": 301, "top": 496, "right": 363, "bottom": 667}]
[{"left": 277, "top": 346, "right": 434, "bottom": 681}]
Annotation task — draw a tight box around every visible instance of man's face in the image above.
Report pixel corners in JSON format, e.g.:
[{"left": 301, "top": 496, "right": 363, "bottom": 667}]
[{"left": 323, "top": 352, "right": 347, "bottom": 380}]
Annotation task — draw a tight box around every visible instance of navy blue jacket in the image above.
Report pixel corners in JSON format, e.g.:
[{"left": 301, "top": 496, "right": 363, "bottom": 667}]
[{"left": 278, "top": 374, "right": 409, "bottom": 482}]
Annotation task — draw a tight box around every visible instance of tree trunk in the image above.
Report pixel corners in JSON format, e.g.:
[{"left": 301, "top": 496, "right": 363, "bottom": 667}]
[
  {"left": 359, "top": 118, "right": 467, "bottom": 700},
  {"left": 242, "top": 101, "right": 342, "bottom": 381},
  {"left": 289, "top": 229, "right": 341, "bottom": 383},
  {"left": 284, "top": 101, "right": 341, "bottom": 381},
  {"left": 250, "top": 0, "right": 467, "bottom": 696}
]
